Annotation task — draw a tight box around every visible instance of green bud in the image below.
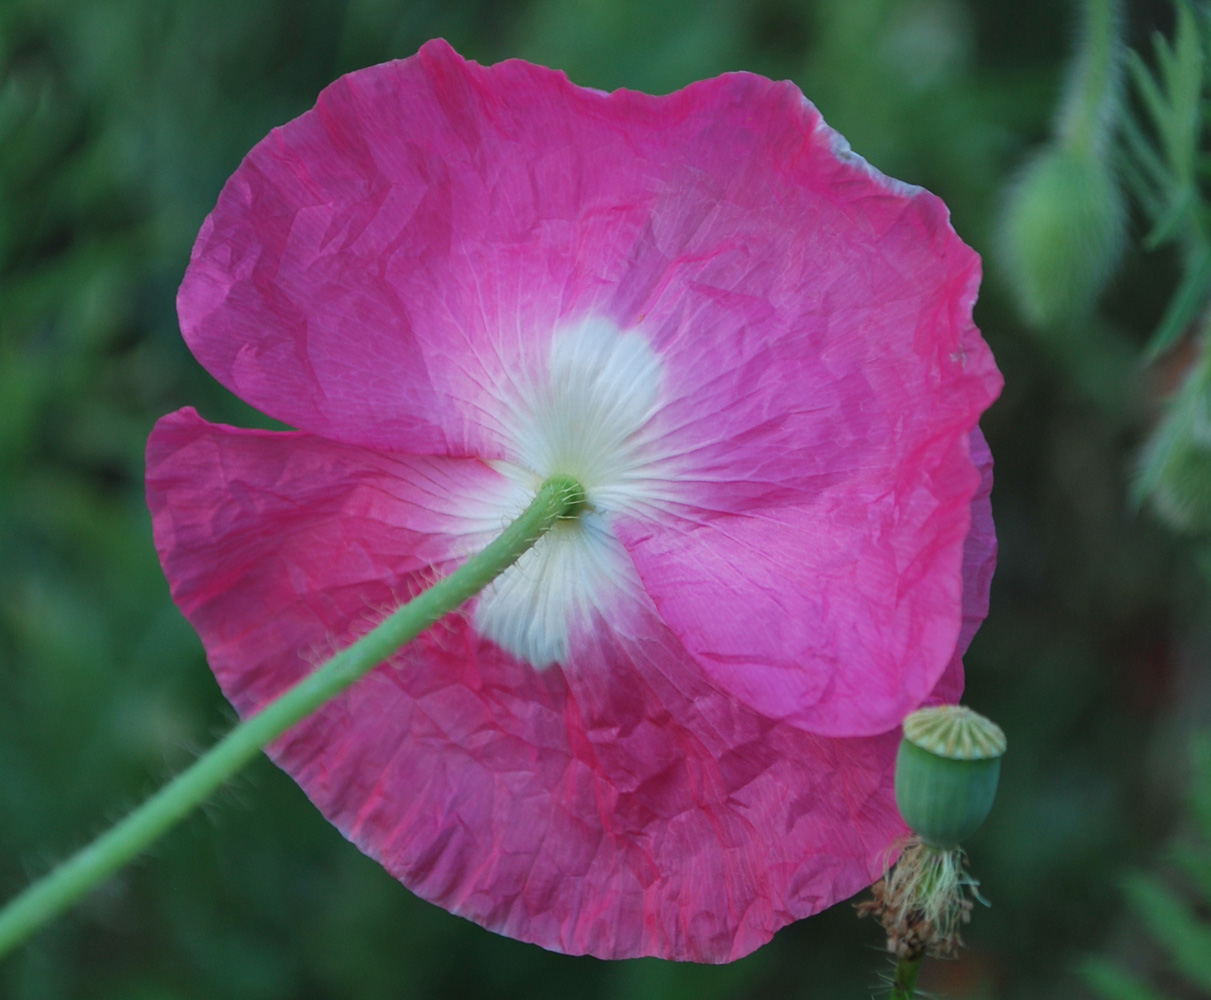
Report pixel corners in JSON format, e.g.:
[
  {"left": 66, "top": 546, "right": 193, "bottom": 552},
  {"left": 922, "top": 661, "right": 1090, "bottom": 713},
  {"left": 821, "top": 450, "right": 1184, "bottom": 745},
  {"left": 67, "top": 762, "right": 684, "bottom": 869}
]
[
  {"left": 895, "top": 705, "right": 1006, "bottom": 849},
  {"left": 998, "top": 145, "right": 1126, "bottom": 327}
]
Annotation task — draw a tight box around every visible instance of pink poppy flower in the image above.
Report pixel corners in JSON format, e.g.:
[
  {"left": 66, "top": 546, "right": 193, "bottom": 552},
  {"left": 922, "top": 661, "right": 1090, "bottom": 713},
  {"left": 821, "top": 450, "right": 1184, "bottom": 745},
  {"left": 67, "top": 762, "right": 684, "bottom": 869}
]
[{"left": 146, "top": 40, "right": 1000, "bottom": 962}]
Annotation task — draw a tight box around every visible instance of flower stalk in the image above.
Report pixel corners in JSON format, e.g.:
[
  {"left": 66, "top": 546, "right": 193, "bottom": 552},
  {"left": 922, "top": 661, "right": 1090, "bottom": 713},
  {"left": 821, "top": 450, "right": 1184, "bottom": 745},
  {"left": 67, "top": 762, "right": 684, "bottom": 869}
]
[
  {"left": 997, "top": 0, "right": 1127, "bottom": 325},
  {"left": 1058, "top": 0, "right": 1124, "bottom": 159},
  {"left": 0, "top": 474, "right": 587, "bottom": 959},
  {"left": 891, "top": 953, "right": 923, "bottom": 1000}
]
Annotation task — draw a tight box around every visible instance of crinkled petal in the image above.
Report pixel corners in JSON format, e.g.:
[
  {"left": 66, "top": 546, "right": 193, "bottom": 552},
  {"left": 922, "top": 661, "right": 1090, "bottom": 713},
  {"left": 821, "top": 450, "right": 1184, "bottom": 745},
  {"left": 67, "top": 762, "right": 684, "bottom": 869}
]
[
  {"left": 956, "top": 427, "right": 996, "bottom": 660},
  {"left": 924, "top": 428, "right": 995, "bottom": 707},
  {"left": 179, "top": 42, "right": 1000, "bottom": 733},
  {"left": 146, "top": 407, "right": 516, "bottom": 705},
  {"left": 146, "top": 408, "right": 908, "bottom": 962},
  {"left": 619, "top": 427, "right": 995, "bottom": 736},
  {"left": 180, "top": 41, "right": 999, "bottom": 489}
]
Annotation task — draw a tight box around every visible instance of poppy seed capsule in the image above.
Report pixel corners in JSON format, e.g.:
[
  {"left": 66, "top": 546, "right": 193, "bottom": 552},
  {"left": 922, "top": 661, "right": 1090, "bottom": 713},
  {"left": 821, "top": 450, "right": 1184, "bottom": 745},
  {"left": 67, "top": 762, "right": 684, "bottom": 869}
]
[{"left": 895, "top": 705, "right": 1006, "bottom": 849}]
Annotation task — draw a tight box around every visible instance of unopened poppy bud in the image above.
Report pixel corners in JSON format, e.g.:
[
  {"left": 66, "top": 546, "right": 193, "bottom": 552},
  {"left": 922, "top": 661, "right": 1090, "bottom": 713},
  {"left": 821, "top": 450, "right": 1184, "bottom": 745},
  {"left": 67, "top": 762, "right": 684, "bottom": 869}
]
[
  {"left": 998, "top": 145, "right": 1126, "bottom": 326},
  {"left": 895, "top": 705, "right": 1006, "bottom": 849}
]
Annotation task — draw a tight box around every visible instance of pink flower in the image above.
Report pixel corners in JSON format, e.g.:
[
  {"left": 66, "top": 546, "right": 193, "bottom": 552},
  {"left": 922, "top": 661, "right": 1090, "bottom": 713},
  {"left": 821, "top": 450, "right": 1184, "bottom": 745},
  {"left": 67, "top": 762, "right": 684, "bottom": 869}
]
[{"left": 146, "top": 41, "right": 1000, "bottom": 962}]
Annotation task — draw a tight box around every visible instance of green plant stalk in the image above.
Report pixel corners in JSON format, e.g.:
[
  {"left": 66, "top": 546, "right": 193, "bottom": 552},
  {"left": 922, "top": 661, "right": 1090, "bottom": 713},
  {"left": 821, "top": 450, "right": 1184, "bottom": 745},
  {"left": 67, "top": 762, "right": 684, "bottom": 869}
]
[
  {"left": 0, "top": 474, "right": 587, "bottom": 960},
  {"left": 891, "top": 953, "right": 923, "bottom": 999},
  {"left": 1059, "top": 0, "right": 1123, "bottom": 157}
]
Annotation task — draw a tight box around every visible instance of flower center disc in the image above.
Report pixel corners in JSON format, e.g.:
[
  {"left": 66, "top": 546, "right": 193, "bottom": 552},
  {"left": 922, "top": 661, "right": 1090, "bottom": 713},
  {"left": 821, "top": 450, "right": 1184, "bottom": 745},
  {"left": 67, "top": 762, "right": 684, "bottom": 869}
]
[{"left": 474, "top": 317, "right": 675, "bottom": 668}]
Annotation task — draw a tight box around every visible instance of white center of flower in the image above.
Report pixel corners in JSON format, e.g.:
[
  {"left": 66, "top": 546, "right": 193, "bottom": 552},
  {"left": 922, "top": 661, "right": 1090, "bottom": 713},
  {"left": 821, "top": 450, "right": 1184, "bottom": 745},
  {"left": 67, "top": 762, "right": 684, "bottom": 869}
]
[{"left": 472, "top": 317, "right": 675, "bottom": 668}]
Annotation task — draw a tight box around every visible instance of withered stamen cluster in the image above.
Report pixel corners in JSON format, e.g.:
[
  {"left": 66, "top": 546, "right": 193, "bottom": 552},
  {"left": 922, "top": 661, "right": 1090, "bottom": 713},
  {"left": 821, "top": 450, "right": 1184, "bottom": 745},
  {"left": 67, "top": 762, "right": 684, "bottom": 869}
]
[{"left": 855, "top": 837, "right": 980, "bottom": 960}]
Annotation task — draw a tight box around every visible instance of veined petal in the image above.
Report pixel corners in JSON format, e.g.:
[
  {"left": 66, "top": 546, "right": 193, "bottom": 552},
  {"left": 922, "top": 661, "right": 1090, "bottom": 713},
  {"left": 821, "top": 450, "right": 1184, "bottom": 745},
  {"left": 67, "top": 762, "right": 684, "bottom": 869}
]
[
  {"left": 146, "top": 407, "right": 910, "bottom": 961},
  {"left": 956, "top": 428, "right": 997, "bottom": 660},
  {"left": 180, "top": 40, "right": 998, "bottom": 483},
  {"left": 619, "top": 429, "right": 992, "bottom": 737},
  {"left": 146, "top": 408, "right": 514, "bottom": 705},
  {"left": 924, "top": 429, "right": 996, "bottom": 708}
]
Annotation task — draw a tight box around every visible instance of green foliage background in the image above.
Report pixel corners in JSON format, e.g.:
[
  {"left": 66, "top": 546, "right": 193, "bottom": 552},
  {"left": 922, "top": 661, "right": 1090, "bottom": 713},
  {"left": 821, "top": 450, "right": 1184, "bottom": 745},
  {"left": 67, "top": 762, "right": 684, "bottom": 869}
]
[{"left": 2, "top": 1, "right": 1209, "bottom": 997}]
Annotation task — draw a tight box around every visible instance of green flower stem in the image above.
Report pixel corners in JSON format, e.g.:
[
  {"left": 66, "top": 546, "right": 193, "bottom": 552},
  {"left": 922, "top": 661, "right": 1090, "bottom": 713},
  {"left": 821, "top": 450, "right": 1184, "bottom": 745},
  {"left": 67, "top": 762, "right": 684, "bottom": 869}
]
[
  {"left": 0, "top": 474, "right": 587, "bottom": 960},
  {"left": 1059, "top": 0, "right": 1123, "bottom": 157},
  {"left": 891, "top": 953, "right": 923, "bottom": 1000}
]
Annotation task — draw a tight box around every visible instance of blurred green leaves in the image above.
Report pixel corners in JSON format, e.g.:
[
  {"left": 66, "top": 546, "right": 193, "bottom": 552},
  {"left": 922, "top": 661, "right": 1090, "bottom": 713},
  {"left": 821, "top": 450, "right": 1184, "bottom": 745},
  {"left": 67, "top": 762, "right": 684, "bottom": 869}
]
[
  {"left": 1082, "top": 740, "right": 1211, "bottom": 1000},
  {"left": 1137, "top": 351, "right": 1211, "bottom": 533},
  {"left": 1081, "top": 960, "right": 1173, "bottom": 1000},
  {"left": 1121, "top": 0, "right": 1209, "bottom": 360},
  {"left": 995, "top": 0, "right": 1211, "bottom": 536},
  {"left": 1114, "top": 0, "right": 1211, "bottom": 532}
]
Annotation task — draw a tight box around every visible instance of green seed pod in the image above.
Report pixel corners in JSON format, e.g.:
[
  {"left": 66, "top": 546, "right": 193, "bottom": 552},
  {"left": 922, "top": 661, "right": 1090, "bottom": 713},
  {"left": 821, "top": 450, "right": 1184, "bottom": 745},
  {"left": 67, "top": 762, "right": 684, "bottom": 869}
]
[{"left": 895, "top": 705, "right": 1006, "bottom": 849}]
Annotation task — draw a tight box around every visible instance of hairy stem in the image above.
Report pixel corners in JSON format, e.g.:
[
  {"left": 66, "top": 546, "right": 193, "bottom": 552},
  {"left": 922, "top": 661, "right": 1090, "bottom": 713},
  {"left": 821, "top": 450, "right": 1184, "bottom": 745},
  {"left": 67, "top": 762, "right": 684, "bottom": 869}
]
[
  {"left": 0, "top": 474, "right": 587, "bottom": 959},
  {"left": 891, "top": 953, "right": 924, "bottom": 1000},
  {"left": 1059, "top": 0, "right": 1124, "bottom": 156}
]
